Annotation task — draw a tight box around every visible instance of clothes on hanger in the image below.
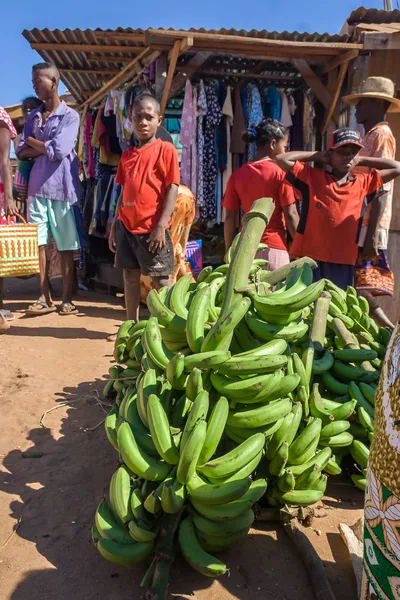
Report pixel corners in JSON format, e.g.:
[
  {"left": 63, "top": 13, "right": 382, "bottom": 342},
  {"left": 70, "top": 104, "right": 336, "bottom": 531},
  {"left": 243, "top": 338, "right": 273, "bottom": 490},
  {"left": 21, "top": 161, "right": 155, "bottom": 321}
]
[
  {"left": 196, "top": 80, "right": 208, "bottom": 209},
  {"left": 245, "top": 83, "right": 263, "bottom": 162},
  {"left": 180, "top": 79, "right": 197, "bottom": 196},
  {"left": 201, "top": 82, "right": 222, "bottom": 222},
  {"left": 265, "top": 84, "right": 282, "bottom": 121}
]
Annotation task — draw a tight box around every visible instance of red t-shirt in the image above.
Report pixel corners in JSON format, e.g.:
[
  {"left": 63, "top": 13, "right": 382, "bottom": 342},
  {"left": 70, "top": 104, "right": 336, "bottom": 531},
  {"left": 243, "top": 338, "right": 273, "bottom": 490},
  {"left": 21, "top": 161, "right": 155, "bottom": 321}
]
[
  {"left": 116, "top": 139, "right": 180, "bottom": 234},
  {"left": 222, "top": 159, "right": 296, "bottom": 250},
  {"left": 286, "top": 161, "right": 384, "bottom": 265}
]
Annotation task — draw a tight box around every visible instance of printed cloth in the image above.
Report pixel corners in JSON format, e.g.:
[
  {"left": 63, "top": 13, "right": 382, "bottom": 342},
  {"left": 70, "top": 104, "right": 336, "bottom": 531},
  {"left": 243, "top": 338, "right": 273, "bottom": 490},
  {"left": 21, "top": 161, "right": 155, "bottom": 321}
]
[
  {"left": 355, "top": 248, "right": 395, "bottom": 296},
  {"left": 245, "top": 84, "right": 263, "bottom": 162},
  {"left": 196, "top": 81, "right": 207, "bottom": 208},
  {"left": 200, "top": 82, "right": 222, "bottom": 222},
  {"left": 0, "top": 107, "right": 17, "bottom": 223},
  {"left": 361, "top": 322, "right": 400, "bottom": 600},
  {"left": 180, "top": 80, "right": 197, "bottom": 196}
]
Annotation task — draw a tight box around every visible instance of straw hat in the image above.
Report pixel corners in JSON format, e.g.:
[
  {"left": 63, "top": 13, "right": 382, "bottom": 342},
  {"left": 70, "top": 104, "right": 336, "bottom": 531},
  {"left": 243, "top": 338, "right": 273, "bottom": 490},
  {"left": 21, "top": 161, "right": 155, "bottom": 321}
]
[{"left": 343, "top": 77, "right": 400, "bottom": 113}]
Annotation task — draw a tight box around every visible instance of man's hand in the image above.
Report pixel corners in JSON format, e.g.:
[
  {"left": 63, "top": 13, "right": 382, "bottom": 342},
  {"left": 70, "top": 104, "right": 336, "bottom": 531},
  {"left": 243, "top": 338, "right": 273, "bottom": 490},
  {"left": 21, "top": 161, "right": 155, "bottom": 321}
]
[
  {"left": 313, "top": 150, "right": 332, "bottom": 166},
  {"left": 148, "top": 224, "right": 166, "bottom": 254},
  {"left": 4, "top": 197, "right": 18, "bottom": 217},
  {"left": 363, "top": 234, "right": 379, "bottom": 260},
  {"left": 108, "top": 224, "right": 117, "bottom": 254}
]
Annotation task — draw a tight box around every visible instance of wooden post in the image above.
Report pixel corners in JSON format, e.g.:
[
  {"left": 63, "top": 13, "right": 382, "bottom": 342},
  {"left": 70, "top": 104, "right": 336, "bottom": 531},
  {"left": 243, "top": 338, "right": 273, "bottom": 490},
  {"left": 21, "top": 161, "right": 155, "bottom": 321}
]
[
  {"left": 293, "top": 59, "right": 338, "bottom": 126},
  {"left": 321, "top": 60, "right": 351, "bottom": 134},
  {"left": 160, "top": 40, "right": 182, "bottom": 118},
  {"left": 155, "top": 53, "right": 168, "bottom": 101}
]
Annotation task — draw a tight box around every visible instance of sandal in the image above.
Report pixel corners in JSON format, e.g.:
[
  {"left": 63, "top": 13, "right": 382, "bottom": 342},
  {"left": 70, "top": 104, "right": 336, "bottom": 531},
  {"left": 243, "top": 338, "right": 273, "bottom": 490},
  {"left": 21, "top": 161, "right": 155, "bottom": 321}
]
[
  {"left": 0, "top": 309, "right": 15, "bottom": 322},
  {"left": 25, "top": 301, "right": 57, "bottom": 316},
  {"left": 0, "top": 314, "right": 10, "bottom": 332},
  {"left": 59, "top": 302, "right": 79, "bottom": 316}
]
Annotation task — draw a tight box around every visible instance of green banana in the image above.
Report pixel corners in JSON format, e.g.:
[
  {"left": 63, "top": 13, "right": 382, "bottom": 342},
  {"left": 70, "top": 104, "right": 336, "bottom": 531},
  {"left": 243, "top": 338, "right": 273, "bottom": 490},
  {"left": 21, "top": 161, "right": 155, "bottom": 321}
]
[
  {"left": 225, "top": 418, "right": 285, "bottom": 442},
  {"left": 166, "top": 353, "right": 187, "bottom": 390},
  {"left": 190, "top": 497, "right": 251, "bottom": 521},
  {"left": 146, "top": 289, "right": 186, "bottom": 333},
  {"left": 319, "top": 431, "right": 353, "bottom": 447},
  {"left": 266, "top": 412, "right": 295, "bottom": 461},
  {"left": 192, "top": 509, "right": 254, "bottom": 538},
  {"left": 246, "top": 313, "right": 309, "bottom": 343},
  {"left": 296, "top": 385, "right": 310, "bottom": 418},
  {"left": 128, "top": 518, "right": 158, "bottom": 543},
  {"left": 332, "top": 361, "right": 379, "bottom": 384},
  {"left": 186, "top": 368, "right": 204, "bottom": 402},
  {"left": 187, "top": 473, "right": 252, "bottom": 505},
  {"left": 278, "top": 489, "right": 324, "bottom": 506},
  {"left": 183, "top": 351, "right": 231, "bottom": 372},
  {"left": 116, "top": 319, "right": 137, "bottom": 342},
  {"left": 288, "top": 418, "right": 322, "bottom": 466},
  {"left": 320, "top": 420, "right": 350, "bottom": 439},
  {"left": 349, "top": 422, "right": 370, "bottom": 441},
  {"left": 130, "top": 488, "right": 151, "bottom": 524},
  {"left": 234, "top": 318, "right": 263, "bottom": 350},
  {"left": 143, "top": 489, "right": 162, "bottom": 515},
  {"left": 181, "top": 390, "right": 209, "bottom": 450},
  {"left": 227, "top": 397, "right": 292, "bottom": 429},
  {"left": 197, "top": 265, "right": 213, "bottom": 282},
  {"left": 234, "top": 338, "right": 288, "bottom": 358},
  {"left": 278, "top": 469, "right": 296, "bottom": 493},
  {"left": 248, "top": 279, "right": 325, "bottom": 316},
  {"left": 169, "top": 274, "right": 192, "bottom": 319},
  {"left": 109, "top": 465, "right": 133, "bottom": 524},
  {"left": 197, "top": 529, "right": 249, "bottom": 552},
  {"left": 96, "top": 537, "right": 153, "bottom": 565},
  {"left": 95, "top": 500, "right": 133, "bottom": 545},
  {"left": 208, "top": 277, "right": 227, "bottom": 322},
  {"left": 169, "top": 393, "right": 191, "bottom": 429},
  {"left": 198, "top": 396, "right": 229, "bottom": 465},
  {"left": 147, "top": 394, "right": 180, "bottom": 465},
  {"left": 333, "top": 348, "right": 377, "bottom": 362},
  {"left": 201, "top": 297, "right": 251, "bottom": 352},
  {"left": 198, "top": 433, "right": 265, "bottom": 479},
  {"left": 178, "top": 517, "right": 227, "bottom": 577},
  {"left": 143, "top": 318, "right": 174, "bottom": 370},
  {"left": 324, "top": 456, "right": 342, "bottom": 475},
  {"left": 136, "top": 370, "right": 155, "bottom": 427},
  {"left": 292, "top": 353, "right": 309, "bottom": 394},
  {"left": 105, "top": 404, "right": 119, "bottom": 451},
  {"left": 295, "top": 464, "right": 321, "bottom": 490},
  {"left": 357, "top": 406, "right": 375, "bottom": 433},
  {"left": 351, "top": 474, "right": 366, "bottom": 491},
  {"left": 186, "top": 285, "right": 211, "bottom": 353},
  {"left": 290, "top": 447, "right": 332, "bottom": 476},
  {"left": 329, "top": 399, "right": 358, "bottom": 421},
  {"left": 314, "top": 474, "right": 328, "bottom": 493},
  {"left": 378, "top": 327, "right": 392, "bottom": 346},
  {"left": 121, "top": 394, "right": 159, "bottom": 457},
  {"left": 348, "top": 381, "right": 375, "bottom": 418},
  {"left": 269, "top": 441, "right": 289, "bottom": 476},
  {"left": 359, "top": 382, "right": 376, "bottom": 406},
  {"left": 117, "top": 421, "right": 172, "bottom": 482},
  {"left": 161, "top": 478, "right": 186, "bottom": 514},
  {"left": 350, "top": 440, "right": 370, "bottom": 470},
  {"left": 320, "top": 371, "right": 349, "bottom": 396},
  {"left": 217, "top": 354, "right": 288, "bottom": 377},
  {"left": 177, "top": 419, "right": 207, "bottom": 485},
  {"left": 210, "top": 370, "right": 285, "bottom": 402}
]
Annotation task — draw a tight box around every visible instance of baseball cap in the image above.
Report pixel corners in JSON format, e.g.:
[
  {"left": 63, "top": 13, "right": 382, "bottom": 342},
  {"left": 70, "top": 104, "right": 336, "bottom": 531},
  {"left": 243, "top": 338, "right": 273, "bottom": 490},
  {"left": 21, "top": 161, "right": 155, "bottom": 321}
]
[{"left": 329, "top": 128, "right": 364, "bottom": 150}]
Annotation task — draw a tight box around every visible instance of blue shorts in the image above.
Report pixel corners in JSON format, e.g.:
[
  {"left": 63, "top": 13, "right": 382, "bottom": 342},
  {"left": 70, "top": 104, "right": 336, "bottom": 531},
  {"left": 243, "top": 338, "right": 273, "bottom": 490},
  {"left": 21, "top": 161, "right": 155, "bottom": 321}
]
[
  {"left": 28, "top": 197, "right": 80, "bottom": 252},
  {"left": 312, "top": 261, "right": 354, "bottom": 291}
]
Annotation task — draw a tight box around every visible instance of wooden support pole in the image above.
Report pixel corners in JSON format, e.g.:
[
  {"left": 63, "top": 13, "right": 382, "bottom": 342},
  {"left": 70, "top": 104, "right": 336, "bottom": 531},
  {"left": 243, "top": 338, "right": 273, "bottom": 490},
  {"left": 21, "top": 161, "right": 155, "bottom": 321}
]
[
  {"left": 155, "top": 53, "right": 168, "bottom": 101},
  {"left": 168, "top": 36, "right": 193, "bottom": 60},
  {"left": 293, "top": 59, "right": 338, "bottom": 125},
  {"left": 322, "top": 60, "right": 351, "bottom": 134},
  {"left": 322, "top": 49, "right": 359, "bottom": 74},
  {"left": 81, "top": 47, "right": 151, "bottom": 108},
  {"left": 160, "top": 40, "right": 182, "bottom": 117},
  {"left": 169, "top": 51, "right": 212, "bottom": 99}
]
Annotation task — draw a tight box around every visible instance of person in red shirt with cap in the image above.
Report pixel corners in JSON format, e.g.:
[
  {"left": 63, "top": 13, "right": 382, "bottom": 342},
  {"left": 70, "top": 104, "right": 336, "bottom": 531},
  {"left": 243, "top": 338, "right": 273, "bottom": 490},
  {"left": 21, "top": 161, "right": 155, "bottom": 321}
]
[
  {"left": 276, "top": 127, "right": 400, "bottom": 289},
  {"left": 223, "top": 118, "right": 299, "bottom": 271}
]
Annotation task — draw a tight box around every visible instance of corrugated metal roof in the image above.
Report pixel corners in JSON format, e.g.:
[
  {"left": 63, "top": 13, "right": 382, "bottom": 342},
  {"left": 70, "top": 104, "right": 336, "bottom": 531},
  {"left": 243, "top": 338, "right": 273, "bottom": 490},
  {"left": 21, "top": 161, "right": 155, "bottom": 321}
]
[
  {"left": 22, "top": 26, "right": 356, "bottom": 105},
  {"left": 348, "top": 7, "right": 400, "bottom": 25}
]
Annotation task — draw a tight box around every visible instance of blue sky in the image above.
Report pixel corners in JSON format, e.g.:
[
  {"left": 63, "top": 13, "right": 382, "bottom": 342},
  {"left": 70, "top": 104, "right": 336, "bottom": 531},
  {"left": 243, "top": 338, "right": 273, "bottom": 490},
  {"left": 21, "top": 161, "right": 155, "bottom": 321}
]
[{"left": 1, "top": 0, "right": 382, "bottom": 108}]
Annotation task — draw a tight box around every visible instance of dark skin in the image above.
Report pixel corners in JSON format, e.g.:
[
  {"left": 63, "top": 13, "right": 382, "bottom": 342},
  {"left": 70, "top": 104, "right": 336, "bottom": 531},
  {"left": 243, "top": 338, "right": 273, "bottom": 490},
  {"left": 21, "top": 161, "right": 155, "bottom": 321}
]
[
  {"left": 356, "top": 97, "right": 391, "bottom": 259},
  {"left": 224, "top": 135, "right": 300, "bottom": 252}
]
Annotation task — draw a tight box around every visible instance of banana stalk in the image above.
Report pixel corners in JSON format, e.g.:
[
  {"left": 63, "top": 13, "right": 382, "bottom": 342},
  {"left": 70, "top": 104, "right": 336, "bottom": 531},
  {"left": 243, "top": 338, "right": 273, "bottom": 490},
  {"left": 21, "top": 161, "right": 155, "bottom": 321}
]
[
  {"left": 310, "top": 291, "right": 331, "bottom": 352},
  {"left": 332, "top": 317, "right": 359, "bottom": 349}
]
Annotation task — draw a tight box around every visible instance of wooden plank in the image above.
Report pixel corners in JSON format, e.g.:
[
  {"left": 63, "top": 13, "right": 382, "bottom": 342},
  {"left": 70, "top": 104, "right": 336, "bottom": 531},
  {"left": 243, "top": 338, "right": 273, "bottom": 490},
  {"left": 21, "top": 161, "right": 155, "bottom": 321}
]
[
  {"left": 160, "top": 40, "right": 182, "bottom": 117},
  {"left": 322, "top": 49, "right": 359, "bottom": 73},
  {"left": 155, "top": 53, "right": 168, "bottom": 101},
  {"left": 93, "top": 32, "right": 146, "bottom": 42},
  {"left": 168, "top": 36, "right": 193, "bottom": 60},
  {"left": 292, "top": 59, "right": 337, "bottom": 123},
  {"left": 183, "top": 69, "right": 302, "bottom": 83},
  {"left": 81, "top": 47, "right": 151, "bottom": 108},
  {"left": 147, "top": 28, "right": 362, "bottom": 52},
  {"left": 356, "top": 23, "right": 400, "bottom": 35},
  {"left": 321, "top": 60, "right": 351, "bottom": 134},
  {"left": 31, "top": 42, "right": 147, "bottom": 54},
  {"left": 60, "top": 67, "right": 119, "bottom": 75},
  {"left": 169, "top": 51, "right": 212, "bottom": 99},
  {"left": 363, "top": 32, "right": 400, "bottom": 51}
]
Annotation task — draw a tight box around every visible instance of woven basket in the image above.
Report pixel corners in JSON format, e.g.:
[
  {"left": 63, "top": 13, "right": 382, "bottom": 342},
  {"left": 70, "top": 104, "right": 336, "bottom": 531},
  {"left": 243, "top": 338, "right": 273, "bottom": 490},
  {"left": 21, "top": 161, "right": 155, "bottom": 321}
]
[{"left": 0, "top": 215, "right": 39, "bottom": 278}]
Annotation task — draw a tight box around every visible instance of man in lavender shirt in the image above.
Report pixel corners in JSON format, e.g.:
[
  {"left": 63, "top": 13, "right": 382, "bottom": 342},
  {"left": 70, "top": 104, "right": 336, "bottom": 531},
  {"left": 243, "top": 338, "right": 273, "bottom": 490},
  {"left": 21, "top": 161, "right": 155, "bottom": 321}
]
[{"left": 17, "top": 62, "right": 81, "bottom": 315}]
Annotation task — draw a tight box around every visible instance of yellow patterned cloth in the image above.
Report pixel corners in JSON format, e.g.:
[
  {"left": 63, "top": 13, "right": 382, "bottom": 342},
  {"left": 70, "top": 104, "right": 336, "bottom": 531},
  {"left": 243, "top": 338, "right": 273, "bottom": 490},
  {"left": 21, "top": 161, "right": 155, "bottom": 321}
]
[{"left": 361, "top": 322, "right": 400, "bottom": 600}]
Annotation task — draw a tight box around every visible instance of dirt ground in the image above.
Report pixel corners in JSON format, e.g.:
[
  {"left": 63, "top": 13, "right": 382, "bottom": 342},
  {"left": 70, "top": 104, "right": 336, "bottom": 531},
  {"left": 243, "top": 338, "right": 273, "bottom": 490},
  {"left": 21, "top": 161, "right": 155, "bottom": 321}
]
[{"left": 0, "top": 277, "right": 364, "bottom": 600}]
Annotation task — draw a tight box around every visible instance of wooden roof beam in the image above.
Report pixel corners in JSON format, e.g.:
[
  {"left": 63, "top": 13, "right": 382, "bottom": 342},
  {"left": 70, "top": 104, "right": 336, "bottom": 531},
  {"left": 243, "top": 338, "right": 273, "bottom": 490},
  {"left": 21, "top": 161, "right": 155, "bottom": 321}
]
[
  {"left": 160, "top": 40, "right": 183, "bottom": 117},
  {"left": 60, "top": 67, "right": 119, "bottom": 75},
  {"left": 292, "top": 59, "right": 338, "bottom": 126},
  {"left": 81, "top": 47, "right": 151, "bottom": 108},
  {"left": 322, "top": 48, "right": 359, "bottom": 74},
  {"left": 93, "top": 31, "right": 146, "bottom": 42},
  {"left": 321, "top": 59, "right": 351, "bottom": 134},
  {"left": 30, "top": 42, "right": 147, "bottom": 54},
  {"left": 363, "top": 31, "right": 400, "bottom": 51},
  {"left": 168, "top": 36, "right": 193, "bottom": 60},
  {"left": 169, "top": 51, "right": 212, "bottom": 99}
]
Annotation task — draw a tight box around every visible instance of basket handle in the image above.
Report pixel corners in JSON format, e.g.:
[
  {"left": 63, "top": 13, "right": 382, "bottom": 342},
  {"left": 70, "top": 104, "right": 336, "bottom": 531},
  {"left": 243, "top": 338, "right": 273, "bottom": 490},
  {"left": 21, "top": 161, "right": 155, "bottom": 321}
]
[{"left": 7, "top": 212, "right": 27, "bottom": 225}]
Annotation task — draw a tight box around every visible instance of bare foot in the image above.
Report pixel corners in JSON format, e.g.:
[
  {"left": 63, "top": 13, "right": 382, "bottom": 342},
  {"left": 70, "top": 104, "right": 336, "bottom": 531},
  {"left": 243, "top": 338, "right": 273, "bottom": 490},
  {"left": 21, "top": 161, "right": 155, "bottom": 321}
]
[{"left": 0, "top": 313, "right": 10, "bottom": 333}]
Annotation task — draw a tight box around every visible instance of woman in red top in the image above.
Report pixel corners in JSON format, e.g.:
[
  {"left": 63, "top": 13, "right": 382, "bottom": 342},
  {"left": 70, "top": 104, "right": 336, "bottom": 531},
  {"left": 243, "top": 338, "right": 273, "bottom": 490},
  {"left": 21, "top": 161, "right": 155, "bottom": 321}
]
[{"left": 223, "top": 118, "right": 299, "bottom": 270}]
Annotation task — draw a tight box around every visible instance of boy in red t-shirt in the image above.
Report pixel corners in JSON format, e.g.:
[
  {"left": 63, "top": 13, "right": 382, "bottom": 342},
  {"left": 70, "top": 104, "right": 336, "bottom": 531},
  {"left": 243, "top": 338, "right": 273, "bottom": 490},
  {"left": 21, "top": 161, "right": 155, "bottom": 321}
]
[
  {"left": 109, "top": 92, "right": 180, "bottom": 321},
  {"left": 276, "top": 128, "right": 400, "bottom": 289}
]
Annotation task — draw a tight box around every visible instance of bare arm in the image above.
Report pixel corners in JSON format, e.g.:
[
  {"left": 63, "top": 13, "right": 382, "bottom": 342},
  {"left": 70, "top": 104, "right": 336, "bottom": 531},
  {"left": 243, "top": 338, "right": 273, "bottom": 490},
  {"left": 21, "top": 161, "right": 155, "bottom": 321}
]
[
  {"left": 25, "top": 136, "right": 47, "bottom": 155},
  {"left": 109, "top": 187, "right": 124, "bottom": 254},
  {"left": 148, "top": 184, "right": 179, "bottom": 253},
  {"left": 276, "top": 151, "right": 323, "bottom": 173},
  {"left": 0, "top": 125, "right": 17, "bottom": 216},
  {"left": 17, "top": 146, "right": 42, "bottom": 160},
  {"left": 224, "top": 208, "right": 237, "bottom": 251},
  {"left": 357, "top": 156, "right": 400, "bottom": 183},
  {"left": 283, "top": 204, "right": 299, "bottom": 239},
  {"left": 363, "top": 193, "right": 388, "bottom": 258}
]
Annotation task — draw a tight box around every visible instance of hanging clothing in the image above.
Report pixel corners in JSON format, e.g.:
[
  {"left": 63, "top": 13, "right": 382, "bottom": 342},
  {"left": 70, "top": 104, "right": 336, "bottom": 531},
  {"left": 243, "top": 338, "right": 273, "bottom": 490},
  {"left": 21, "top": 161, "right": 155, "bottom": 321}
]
[
  {"left": 196, "top": 80, "right": 208, "bottom": 209},
  {"left": 279, "top": 92, "right": 293, "bottom": 128},
  {"left": 303, "top": 90, "right": 315, "bottom": 151},
  {"left": 265, "top": 84, "right": 282, "bottom": 121},
  {"left": 222, "top": 87, "right": 234, "bottom": 197},
  {"left": 290, "top": 90, "right": 304, "bottom": 151},
  {"left": 180, "top": 79, "right": 197, "bottom": 196},
  {"left": 245, "top": 84, "right": 263, "bottom": 162},
  {"left": 230, "top": 87, "right": 246, "bottom": 155},
  {"left": 201, "top": 82, "right": 222, "bottom": 222}
]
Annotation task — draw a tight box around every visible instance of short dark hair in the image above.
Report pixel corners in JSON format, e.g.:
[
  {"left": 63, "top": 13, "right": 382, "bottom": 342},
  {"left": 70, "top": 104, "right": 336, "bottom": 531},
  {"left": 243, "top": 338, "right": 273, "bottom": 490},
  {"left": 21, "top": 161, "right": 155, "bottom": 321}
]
[
  {"left": 22, "top": 96, "right": 42, "bottom": 108},
  {"left": 125, "top": 86, "right": 160, "bottom": 115},
  {"left": 32, "top": 62, "right": 60, "bottom": 80},
  {"left": 242, "top": 118, "right": 287, "bottom": 146}
]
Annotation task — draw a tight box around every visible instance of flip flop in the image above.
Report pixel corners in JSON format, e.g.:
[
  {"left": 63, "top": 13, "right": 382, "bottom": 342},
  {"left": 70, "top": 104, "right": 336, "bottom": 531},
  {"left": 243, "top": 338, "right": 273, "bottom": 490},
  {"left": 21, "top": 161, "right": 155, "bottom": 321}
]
[
  {"left": 59, "top": 302, "right": 79, "bottom": 316},
  {"left": 0, "top": 309, "right": 15, "bottom": 321},
  {"left": 25, "top": 301, "right": 57, "bottom": 316}
]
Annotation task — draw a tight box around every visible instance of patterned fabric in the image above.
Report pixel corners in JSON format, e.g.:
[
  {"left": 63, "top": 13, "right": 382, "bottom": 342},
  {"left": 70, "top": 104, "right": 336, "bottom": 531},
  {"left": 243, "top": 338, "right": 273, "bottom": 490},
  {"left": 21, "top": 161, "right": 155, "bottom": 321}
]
[
  {"left": 355, "top": 248, "right": 395, "bottom": 296},
  {"left": 201, "top": 83, "right": 222, "bottom": 222},
  {"left": 245, "top": 84, "right": 263, "bottom": 162},
  {"left": 0, "top": 107, "right": 17, "bottom": 224},
  {"left": 180, "top": 80, "right": 197, "bottom": 196},
  {"left": 140, "top": 184, "right": 196, "bottom": 301},
  {"left": 361, "top": 322, "right": 400, "bottom": 600},
  {"left": 196, "top": 81, "right": 207, "bottom": 209},
  {"left": 256, "top": 247, "right": 290, "bottom": 271}
]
